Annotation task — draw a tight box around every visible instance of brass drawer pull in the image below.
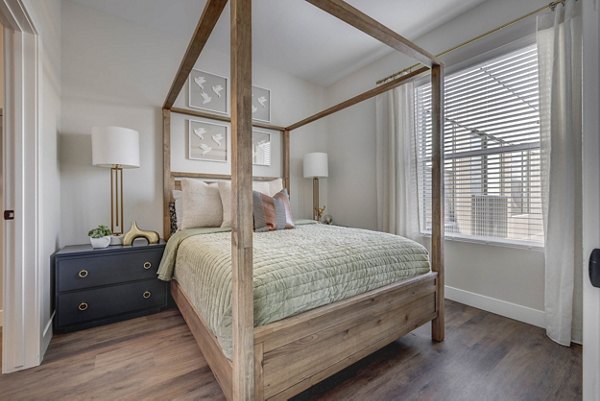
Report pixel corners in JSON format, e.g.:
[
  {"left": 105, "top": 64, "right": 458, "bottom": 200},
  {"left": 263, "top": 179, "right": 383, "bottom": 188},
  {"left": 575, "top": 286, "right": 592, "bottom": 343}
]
[
  {"left": 78, "top": 269, "right": 89, "bottom": 278},
  {"left": 143, "top": 291, "right": 152, "bottom": 299},
  {"left": 143, "top": 261, "right": 152, "bottom": 270},
  {"left": 78, "top": 302, "right": 88, "bottom": 311}
]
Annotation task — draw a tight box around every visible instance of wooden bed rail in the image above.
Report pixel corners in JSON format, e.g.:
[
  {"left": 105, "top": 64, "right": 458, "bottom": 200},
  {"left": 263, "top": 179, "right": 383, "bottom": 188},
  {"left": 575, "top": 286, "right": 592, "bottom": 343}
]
[
  {"left": 285, "top": 66, "right": 429, "bottom": 131},
  {"left": 305, "top": 0, "right": 440, "bottom": 67},
  {"left": 163, "top": 0, "right": 228, "bottom": 109}
]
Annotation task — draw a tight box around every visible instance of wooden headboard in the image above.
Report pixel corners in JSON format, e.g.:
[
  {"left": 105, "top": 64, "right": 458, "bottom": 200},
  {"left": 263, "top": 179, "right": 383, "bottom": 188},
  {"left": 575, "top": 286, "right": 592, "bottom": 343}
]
[{"left": 162, "top": 108, "right": 290, "bottom": 239}]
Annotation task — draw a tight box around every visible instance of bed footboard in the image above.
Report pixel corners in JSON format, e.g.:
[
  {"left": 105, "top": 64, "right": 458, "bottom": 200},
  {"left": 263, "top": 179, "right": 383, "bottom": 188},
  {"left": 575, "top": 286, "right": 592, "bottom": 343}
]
[
  {"left": 172, "top": 272, "right": 438, "bottom": 401},
  {"left": 254, "top": 272, "right": 438, "bottom": 400}
]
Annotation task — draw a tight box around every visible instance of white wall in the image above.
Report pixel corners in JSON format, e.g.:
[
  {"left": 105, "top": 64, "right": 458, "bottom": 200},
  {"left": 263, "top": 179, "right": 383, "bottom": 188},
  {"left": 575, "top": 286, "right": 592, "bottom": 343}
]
[
  {"left": 21, "top": 0, "right": 62, "bottom": 355},
  {"left": 325, "top": 0, "right": 554, "bottom": 328},
  {"left": 60, "top": 0, "right": 327, "bottom": 246}
]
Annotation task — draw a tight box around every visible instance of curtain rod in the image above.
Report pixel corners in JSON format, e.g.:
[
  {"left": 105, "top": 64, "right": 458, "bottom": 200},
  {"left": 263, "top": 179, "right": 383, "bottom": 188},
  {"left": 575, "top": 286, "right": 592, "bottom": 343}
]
[{"left": 376, "top": 0, "right": 567, "bottom": 85}]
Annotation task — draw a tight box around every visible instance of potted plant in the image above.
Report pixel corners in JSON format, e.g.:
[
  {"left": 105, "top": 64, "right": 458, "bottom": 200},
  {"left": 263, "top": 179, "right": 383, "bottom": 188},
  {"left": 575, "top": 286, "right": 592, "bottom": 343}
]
[{"left": 88, "top": 225, "right": 112, "bottom": 249}]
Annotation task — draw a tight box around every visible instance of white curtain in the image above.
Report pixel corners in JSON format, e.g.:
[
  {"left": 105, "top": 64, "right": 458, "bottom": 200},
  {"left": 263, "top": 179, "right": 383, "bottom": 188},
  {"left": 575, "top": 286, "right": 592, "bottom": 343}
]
[
  {"left": 375, "top": 82, "right": 420, "bottom": 238},
  {"left": 537, "top": 0, "right": 582, "bottom": 346}
]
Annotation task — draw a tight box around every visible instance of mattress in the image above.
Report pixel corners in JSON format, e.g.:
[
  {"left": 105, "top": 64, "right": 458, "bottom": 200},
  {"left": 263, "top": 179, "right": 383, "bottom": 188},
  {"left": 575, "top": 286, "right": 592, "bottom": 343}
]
[{"left": 157, "top": 221, "right": 430, "bottom": 359}]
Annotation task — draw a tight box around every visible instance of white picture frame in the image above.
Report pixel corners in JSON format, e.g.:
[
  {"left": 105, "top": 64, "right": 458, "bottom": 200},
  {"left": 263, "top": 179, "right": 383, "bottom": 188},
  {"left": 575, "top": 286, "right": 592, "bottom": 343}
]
[
  {"left": 189, "top": 69, "right": 229, "bottom": 115},
  {"left": 252, "top": 85, "right": 271, "bottom": 122},
  {"left": 188, "top": 120, "right": 229, "bottom": 162},
  {"left": 252, "top": 130, "right": 272, "bottom": 166}
]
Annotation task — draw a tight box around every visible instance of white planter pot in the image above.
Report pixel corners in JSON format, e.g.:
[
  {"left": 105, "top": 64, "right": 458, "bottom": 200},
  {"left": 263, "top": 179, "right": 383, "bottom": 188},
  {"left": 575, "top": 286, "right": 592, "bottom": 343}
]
[{"left": 89, "top": 236, "right": 111, "bottom": 249}]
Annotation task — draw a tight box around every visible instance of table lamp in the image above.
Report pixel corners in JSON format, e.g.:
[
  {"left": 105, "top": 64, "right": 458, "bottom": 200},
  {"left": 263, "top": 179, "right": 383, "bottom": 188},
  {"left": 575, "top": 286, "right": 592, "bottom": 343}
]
[
  {"left": 91, "top": 126, "right": 140, "bottom": 238},
  {"left": 303, "top": 152, "right": 328, "bottom": 221}
]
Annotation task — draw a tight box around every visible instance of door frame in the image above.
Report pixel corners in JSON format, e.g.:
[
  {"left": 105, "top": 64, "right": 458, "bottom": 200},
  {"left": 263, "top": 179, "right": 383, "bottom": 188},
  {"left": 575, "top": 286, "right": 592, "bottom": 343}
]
[
  {"left": 582, "top": 0, "right": 600, "bottom": 399},
  {"left": 0, "top": 0, "right": 42, "bottom": 373}
]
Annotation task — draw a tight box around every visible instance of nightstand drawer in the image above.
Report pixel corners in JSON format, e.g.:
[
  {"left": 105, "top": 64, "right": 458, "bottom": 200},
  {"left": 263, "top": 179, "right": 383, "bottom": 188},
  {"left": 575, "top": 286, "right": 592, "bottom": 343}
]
[
  {"left": 57, "top": 248, "right": 164, "bottom": 291},
  {"left": 56, "top": 279, "right": 166, "bottom": 329}
]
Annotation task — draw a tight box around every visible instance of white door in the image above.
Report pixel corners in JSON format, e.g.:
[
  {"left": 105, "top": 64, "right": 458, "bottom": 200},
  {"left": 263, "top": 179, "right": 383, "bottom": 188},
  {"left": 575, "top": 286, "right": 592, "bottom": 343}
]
[
  {"left": 582, "top": 1, "right": 600, "bottom": 399},
  {"left": 0, "top": 0, "right": 42, "bottom": 373}
]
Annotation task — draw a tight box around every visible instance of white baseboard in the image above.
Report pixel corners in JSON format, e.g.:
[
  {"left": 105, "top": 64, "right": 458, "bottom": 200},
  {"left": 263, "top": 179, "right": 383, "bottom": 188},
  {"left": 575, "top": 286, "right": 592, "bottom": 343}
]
[{"left": 445, "top": 285, "right": 545, "bottom": 328}]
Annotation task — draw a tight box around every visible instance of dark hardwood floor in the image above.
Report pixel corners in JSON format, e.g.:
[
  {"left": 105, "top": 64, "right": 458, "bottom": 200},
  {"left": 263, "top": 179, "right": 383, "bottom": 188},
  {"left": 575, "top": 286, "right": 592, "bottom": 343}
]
[{"left": 0, "top": 301, "right": 581, "bottom": 401}]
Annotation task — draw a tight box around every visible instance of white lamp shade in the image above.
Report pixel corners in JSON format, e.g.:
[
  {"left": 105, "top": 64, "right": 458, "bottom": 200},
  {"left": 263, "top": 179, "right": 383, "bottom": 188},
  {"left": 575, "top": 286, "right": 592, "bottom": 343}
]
[
  {"left": 91, "top": 126, "right": 140, "bottom": 168},
  {"left": 303, "top": 152, "right": 328, "bottom": 178}
]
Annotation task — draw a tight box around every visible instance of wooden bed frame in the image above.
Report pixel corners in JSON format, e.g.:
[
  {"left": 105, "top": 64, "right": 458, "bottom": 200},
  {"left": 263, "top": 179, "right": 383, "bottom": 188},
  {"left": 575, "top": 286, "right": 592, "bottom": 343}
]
[{"left": 161, "top": 1, "right": 444, "bottom": 400}]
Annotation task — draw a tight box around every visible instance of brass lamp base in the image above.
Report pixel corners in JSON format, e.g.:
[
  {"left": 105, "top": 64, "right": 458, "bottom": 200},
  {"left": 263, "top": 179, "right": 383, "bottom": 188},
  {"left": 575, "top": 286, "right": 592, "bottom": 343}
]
[{"left": 110, "top": 165, "right": 124, "bottom": 235}]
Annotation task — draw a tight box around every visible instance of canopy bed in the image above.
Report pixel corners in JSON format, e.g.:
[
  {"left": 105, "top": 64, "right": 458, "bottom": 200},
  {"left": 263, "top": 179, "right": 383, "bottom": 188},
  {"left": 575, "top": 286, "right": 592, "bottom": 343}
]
[{"left": 160, "top": 1, "right": 444, "bottom": 400}]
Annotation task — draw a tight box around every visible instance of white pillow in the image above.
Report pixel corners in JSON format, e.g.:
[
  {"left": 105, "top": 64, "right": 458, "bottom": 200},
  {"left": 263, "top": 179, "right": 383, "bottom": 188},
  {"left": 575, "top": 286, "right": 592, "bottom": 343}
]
[
  {"left": 219, "top": 178, "right": 284, "bottom": 228},
  {"left": 180, "top": 179, "right": 223, "bottom": 229},
  {"left": 172, "top": 189, "right": 183, "bottom": 231}
]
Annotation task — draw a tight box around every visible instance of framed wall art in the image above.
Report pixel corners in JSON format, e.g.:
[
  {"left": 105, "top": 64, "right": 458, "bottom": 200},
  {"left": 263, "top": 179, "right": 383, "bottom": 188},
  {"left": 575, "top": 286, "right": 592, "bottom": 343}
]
[
  {"left": 252, "top": 85, "right": 271, "bottom": 122},
  {"left": 189, "top": 69, "right": 229, "bottom": 115},
  {"left": 252, "top": 130, "right": 272, "bottom": 166},
  {"left": 188, "top": 120, "right": 228, "bottom": 162}
]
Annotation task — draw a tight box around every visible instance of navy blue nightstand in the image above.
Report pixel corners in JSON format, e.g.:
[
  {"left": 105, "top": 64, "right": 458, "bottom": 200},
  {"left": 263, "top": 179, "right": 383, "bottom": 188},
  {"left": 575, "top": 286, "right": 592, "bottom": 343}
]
[{"left": 53, "top": 241, "right": 168, "bottom": 332}]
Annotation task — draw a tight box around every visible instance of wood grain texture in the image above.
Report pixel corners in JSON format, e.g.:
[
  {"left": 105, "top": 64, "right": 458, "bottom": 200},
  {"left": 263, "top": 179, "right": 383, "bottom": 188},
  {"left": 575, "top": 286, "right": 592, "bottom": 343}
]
[
  {"left": 171, "top": 107, "right": 286, "bottom": 132},
  {"left": 0, "top": 302, "right": 582, "bottom": 401},
  {"left": 282, "top": 130, "right": 290, "bottom": 195},
  {"left": 172, "top": 172, "right": 278, "bottom": 182},
  {"left": 285, "top": 66, "right": 428, "bottom": 131},
  {"left": 230, "top": 0, "right": 255, "bottom": 399},
  {"left": 304, "top": 0, "right": 438, "bottom": 67},
  {"left": 163, "top": 0, "right": 228, "bottom": 109},
  {"left": 430, "top": 64, "right": 445, "bottom": 342},
  {"left": 172, "top": 271, "right": 437, "bottom": 400},
  {"left": 162, "top": 109, "right": 172, "bottom": 240}
]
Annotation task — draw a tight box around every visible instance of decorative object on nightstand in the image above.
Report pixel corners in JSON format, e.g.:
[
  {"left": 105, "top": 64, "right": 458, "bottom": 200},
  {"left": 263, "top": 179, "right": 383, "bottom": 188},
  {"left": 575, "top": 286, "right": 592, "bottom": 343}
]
[
  {"left": 303, "top": 152, "right": 328, "bottom": 221},
  {"left": 53, "top": 241, "right": 168, "bottom": 332},
  {"left": 123, "top": 221, "right": 160, "bottom": 246},
  {"left": 87, "top": 224, "right": 112, "bottom": 249},
  {"left": 91, "top": 126, "right": 140, "bottom": 241}
]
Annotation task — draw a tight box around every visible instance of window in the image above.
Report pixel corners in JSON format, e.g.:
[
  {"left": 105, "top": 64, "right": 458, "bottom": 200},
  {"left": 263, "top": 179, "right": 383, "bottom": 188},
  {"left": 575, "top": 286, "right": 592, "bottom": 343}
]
[{"left": 415, "top": 44, "right": 543, "bottom": 245}]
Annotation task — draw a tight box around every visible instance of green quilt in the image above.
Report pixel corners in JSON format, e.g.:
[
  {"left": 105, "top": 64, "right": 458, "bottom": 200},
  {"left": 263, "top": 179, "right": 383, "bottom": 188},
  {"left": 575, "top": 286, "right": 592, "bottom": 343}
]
[{"left": 157, "top": 221, "right": 430, "bottom": 359}]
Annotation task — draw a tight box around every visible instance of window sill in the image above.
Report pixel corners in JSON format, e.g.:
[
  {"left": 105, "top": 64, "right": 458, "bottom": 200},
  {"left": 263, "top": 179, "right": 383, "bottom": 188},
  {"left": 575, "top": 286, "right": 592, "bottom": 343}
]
[{"left": 420, "top": 232, "right": 544, "bottom": 252}]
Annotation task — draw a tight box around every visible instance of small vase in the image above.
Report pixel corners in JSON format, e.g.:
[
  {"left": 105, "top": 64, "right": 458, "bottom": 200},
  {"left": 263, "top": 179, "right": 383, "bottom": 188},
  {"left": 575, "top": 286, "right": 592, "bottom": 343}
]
[{"left": 90, "top": 236, "right": 111, "bottom": 249}]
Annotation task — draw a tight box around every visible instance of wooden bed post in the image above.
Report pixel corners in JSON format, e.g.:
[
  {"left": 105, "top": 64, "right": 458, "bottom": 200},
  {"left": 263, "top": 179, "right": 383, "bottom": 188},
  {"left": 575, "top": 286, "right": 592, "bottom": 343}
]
[
  {"left": 283, "top": 129, "right": 290, "bottom": 195},
  {"left": 162, "top": 108, "right": 172, "bottom": 240},
  {"left": 431, "top": 63, "right": 445, "bottom": 342},
  {"left": 230, "top": 0, "right": 254, "bottom": 400}
]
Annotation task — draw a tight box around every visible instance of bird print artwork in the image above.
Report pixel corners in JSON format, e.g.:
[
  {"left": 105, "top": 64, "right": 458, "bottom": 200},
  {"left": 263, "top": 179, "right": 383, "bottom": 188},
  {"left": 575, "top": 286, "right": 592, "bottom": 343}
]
[
  {"left": 198, "top": 143, "right": 212, "bottom": 155},
  {"left": 194, "top": 76, "right": 206, "bottom": 90},
  {"left": 257, "top": 96, "right": 268, "bottom": 107},
  {"left": 200, "top": 92, "right": 212, "bottom": 104},
  {"left": 252, "top": 104, "right": 258, "bottom": 114},
  {"left": 193, "top": 127, "right": 206, "bottom": 140},
  {"left": 212, "top": 133, "right": 224, "bottom": 147},
  {"left": 212, "top": 84, "right": 224, "bottom": 98}
]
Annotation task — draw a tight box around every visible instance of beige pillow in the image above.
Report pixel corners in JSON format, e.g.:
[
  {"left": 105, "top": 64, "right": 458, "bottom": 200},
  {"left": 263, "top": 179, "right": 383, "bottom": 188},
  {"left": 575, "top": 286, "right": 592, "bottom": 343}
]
[
  {"left": 180, "top": 179, "right": 223, "bottom": 229},
  {"left": 219, "top": 178, "right": 284, "bottom": 228}
]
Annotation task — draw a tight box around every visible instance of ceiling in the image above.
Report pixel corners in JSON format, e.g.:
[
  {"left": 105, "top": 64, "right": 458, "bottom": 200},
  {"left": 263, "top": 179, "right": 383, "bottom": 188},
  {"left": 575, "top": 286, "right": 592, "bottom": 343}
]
[{"left": 70, "top": 0, "right": 488, "bottom": 86}]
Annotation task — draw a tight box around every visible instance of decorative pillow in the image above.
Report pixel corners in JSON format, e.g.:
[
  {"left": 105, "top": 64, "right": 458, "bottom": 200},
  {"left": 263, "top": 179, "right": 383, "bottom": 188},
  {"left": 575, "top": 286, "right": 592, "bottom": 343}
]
[
  {"left": 180, "top": 179, "right": 223, "bottom": 229},
  {"left": 172, "top": 189, "right": 183, "bottom": 231},
  {"left": 252, "top": 178, "right": 284, "bottom": 197},
  {"left": 169, "top": 201, "right": 178, "bottom": 235},
  {"left": 253, "top": 189, "right": 295, "bottom": 232},
  {"left": 219, "top": 178, "right": 284, "bottom": 228}
]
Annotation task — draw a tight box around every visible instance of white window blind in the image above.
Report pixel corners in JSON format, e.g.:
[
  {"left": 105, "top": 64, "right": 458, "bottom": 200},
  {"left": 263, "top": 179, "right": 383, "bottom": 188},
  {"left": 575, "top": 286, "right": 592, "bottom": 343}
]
[{"left": 415, "top": 44, "right": 543, "bottom": 245}]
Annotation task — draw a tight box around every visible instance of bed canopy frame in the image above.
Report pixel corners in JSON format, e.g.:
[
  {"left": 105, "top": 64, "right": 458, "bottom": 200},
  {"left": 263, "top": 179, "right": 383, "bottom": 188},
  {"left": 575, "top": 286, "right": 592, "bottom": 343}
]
[{"left": 161, "top": 1, "right": 444, "bottom": 400}]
